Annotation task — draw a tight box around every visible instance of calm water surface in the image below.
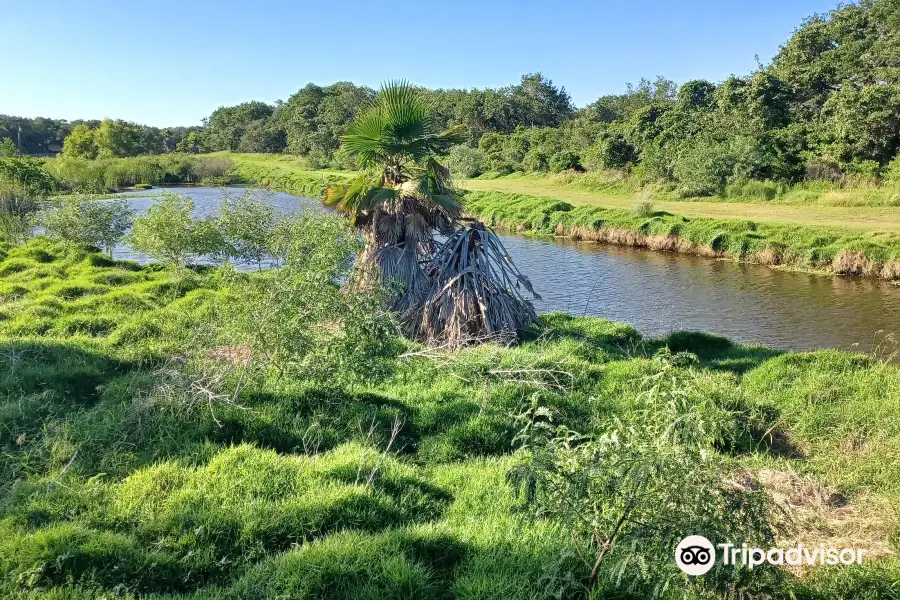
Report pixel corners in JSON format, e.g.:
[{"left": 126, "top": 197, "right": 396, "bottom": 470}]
[{"left": 118, "top": 187, "right": 900, "bottom": 353}]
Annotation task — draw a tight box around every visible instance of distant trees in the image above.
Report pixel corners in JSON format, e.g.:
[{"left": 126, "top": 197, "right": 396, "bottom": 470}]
[
  {"left": 206, "top": 101, "right": 275, "bottom": 152},
  {"left": 59, "top": 120, "right": 201, "bottom": 159},
  {"left": 279, "top": 82, "right": 374, "bottom": 157},
  {"left": 33, "top": 0, "right": 900, "bottom": 195}
]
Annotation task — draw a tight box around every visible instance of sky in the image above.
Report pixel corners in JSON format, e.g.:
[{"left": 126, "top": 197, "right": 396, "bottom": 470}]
[{"left": 1, "top": 0, "right": 840, "bottom": 127}]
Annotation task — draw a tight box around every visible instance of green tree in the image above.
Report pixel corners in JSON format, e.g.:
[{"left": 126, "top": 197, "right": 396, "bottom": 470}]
[
  {"left": 819, "top": 83, "right": 900, "bottom": 165},
  {"left": 206, "top": 101, "right": 275, "bottom": 151},
  {"left": 238, "top": 118, "right": 287, "bottom": 153},
  {"left": 280, "top": 82, "right": 373, "bottom": 157},
  {"left": 325, "top": 81, "right": 466, "bottom": 314},
  {"left": 0, "top": 138, "right": 19, "bottom": 157},
  {"left": 61, "top": 123, "right": 98, "bottom": 159},
  {"left": 175, "top": 131, "right": 209, "bottom": 154}
]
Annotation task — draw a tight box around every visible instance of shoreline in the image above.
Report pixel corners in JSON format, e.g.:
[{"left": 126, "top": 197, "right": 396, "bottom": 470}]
[{"left": 462, "top": 189, "right": 900, "bottom": 283}]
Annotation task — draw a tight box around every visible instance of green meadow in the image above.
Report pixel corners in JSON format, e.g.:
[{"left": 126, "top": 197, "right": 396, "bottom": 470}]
[{"left": 1, "top": 237, "right": 899, "bottom": 599}]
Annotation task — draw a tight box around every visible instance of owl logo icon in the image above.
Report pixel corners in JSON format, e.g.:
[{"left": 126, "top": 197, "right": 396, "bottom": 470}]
[{"left": 675, "top": 536, "right": 716, "bottom": 575}]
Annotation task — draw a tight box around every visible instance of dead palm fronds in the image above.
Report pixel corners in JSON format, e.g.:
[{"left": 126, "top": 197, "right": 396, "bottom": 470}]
[{"left": 415, "top": 220, "right": 541, "bottom": 346}]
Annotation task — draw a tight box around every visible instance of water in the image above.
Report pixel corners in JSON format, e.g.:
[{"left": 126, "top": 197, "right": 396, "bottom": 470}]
[{"left": 118, "top": 187, "right": 900, "bottom": 352}]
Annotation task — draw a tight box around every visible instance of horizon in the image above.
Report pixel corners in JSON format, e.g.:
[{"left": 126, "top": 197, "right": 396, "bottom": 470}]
[{"left": 4, "top": 0, "right": 840, "bottom": 127}]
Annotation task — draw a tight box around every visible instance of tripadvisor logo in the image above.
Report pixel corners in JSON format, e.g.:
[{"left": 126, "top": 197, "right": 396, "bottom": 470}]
[
  {"left": 675, "top": 536, "right": 868, "bottom": 575},
  {"left": 675, "top": 536, "right": 716, "bottom": 575}
]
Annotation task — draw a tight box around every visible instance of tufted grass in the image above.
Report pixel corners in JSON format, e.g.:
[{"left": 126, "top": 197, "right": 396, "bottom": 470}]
[{"left": 1, "top": 238, "right": 899, "bottom": 599}]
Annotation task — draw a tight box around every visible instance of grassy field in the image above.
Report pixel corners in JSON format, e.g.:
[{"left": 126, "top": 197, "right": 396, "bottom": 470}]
[
  {"left": 1, "top": 237, "right": 899, "bottom": 598},
  {"left": 461, "top": 174, "right": 900, "bottom": 232}
]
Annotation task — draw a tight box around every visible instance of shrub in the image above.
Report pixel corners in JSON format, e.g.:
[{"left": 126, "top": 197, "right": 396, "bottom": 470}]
[
  {"left": 883, "top": 154, "right": 900, "bottom": 182},
  {"left": 447, "top": 145, "right": 487, "bottom": 178},
  {"left": 221, "top": 213, "right": 399, "bottom": 384},
  {"left": 673, "top": 140, "right": 736, "bottom": 197},
  {"left": 508, "top": 350, "right": 777, "bottom": 595},
  {"left": 633, "top": 200, "right": 655, "bottom": 217},
  {"left": 126, "top": 194, "right": 200, "bottom": 265},
  {"left": 548, "top": 151, "right": 582, "bottom": 173},
  {"left": 38, "top": 199, "right": 134, "bottom": 255},
  {"left": 216, "top": 190, "right": 278, "bottom": 268}
]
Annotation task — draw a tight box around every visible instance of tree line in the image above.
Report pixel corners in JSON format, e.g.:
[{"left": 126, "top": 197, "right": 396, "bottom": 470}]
[{"left": 3, "top": 0, "right": 899, "bottom": 196}]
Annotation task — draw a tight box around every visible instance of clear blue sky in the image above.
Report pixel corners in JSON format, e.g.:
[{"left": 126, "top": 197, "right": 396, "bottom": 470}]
[{"left": 2, "top": 0, "right": 839, "bottom": 127}]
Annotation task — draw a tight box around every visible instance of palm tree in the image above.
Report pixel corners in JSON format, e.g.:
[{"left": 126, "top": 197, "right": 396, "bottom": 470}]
[
  {"left": 325, "top": 81, "right": 466, "bottom": 317},
  {"left": 328, "top": 81, "right": 539, "bottom": 344}
]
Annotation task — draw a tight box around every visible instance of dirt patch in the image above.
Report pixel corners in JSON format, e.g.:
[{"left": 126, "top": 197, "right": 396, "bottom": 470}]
[
  {"left": 733, "top": 468, "right": 896, "bottom": 571},
  {"left": 880, "top": 259, "right": 900, "bottom": 281},
  {"left": 208, "top": 345, "right": 253, "bottom": 366},
  {"left": 757, "top": 246, "right": 783, "bottom": 266}
]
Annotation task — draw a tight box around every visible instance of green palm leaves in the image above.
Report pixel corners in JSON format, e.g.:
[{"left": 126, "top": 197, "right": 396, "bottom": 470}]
[
  {"left": 325, "top": 81, "right": 465, "bottom": 225},
  {"left": 341, "top": 81, "right": 466, "bottom": 171}
]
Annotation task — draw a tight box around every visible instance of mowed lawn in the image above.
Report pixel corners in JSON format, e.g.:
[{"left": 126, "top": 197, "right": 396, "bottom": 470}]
[{"left": 460, "top": 177, "right": 900, "bottom": 233}]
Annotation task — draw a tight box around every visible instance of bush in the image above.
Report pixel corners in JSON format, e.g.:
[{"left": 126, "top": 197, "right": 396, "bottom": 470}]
[
  {"left": 447, "top": 145, "right": 487, "bottom": 178},
  {"left": 216, "top": 190, "right": 278, "bottom": 268},
  {"left": 886, "top": 154, "right": 900, "bottom": 182},
  {"left": 221, "top": 213, "right": 399, "bottom": 383},
  {"left": 508, "top": 350, "right": 777, "bottom": 596},
  {"left": 673, "top": 140, "right": 736, "bottom": 197},
  {"left": 548, "top": 151, "right": 582, "bottom": 173},
  {"left": 633, "top": 200, "right": 655, "bottom": 217},
  {"left": 126, "top": 194, "right": 202, "bottom": 265},
  {"left": 38, "top": 199, "right": 134, "bottom": 255}
]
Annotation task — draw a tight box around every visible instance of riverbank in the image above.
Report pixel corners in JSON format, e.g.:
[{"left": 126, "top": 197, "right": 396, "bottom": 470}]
[
  {"left": 0, "top": 238, "right": 898, "bottom": 598},
  {"left": 464, "top": 190, "right": 900, "bottom": 281},
  {"left": 217, "top": 153, "right": 900, "bottom": 282}
]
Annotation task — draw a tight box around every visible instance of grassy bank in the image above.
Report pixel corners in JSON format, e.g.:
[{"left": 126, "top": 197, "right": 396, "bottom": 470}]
[
  {"left": 215, "top": 154, "right": 900, "bottom": 280},
  {"left": 225, "top": 152, "right": 354, "bottom": 197},
  {"left": 0, "top": 238, "right": 899, "bottom": 598},
  {"left": 463, "top": 190, "right": 900, "bottom": 280},
  {"left": 462, "top": 174, "right": 900, "bottom": 232}
]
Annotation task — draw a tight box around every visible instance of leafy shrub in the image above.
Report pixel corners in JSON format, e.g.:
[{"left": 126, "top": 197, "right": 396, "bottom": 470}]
[
  {"left": 673, "top": 140, "right": 736, "bottom": 197},
  {"left": 508, "top": 350, "right": 777, "bottom": 596},
  {"left": 886, "top": 154, "right": 900, "bottom": 183},
  {"left": 447, "top": 145, "right": 487, "bottom": 178},
  {"left": 548, "top": 151, "right": 582, "bottom": 173},
  {"left": 221, "top": 214, "right": 399, "bottom": 384},
  {"left": 39, "top": 199, "right": 134, "bottom": 255},
  {"left": 126, "top": 194, "right": 201, "bottom": 265},
  {"left": 216, "top": 190, "right": 278, "bottom": 268}
]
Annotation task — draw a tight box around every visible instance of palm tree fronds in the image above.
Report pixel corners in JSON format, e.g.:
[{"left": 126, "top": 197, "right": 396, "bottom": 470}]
[{"left": 414, "top": 221, "right": 540, "bottom": 346}]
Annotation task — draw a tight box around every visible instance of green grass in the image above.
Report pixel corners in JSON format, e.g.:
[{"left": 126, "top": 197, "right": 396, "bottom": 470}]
[
  {"left": 1, "top": 238, "right": 899, "bottom": 598},
  {"left": 462, "top": 174, "right": 900, "bottom": 233},
  {"left": 463, "top": 189, "right": 900, "bottom": 280},
  {"left": 224, "top": 152, "right": 354, "bottom": 197}
]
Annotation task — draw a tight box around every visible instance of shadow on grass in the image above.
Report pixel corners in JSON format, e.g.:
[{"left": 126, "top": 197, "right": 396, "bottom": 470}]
[{"left": 647, "top": 330, "right": 783, "bottom": 374}]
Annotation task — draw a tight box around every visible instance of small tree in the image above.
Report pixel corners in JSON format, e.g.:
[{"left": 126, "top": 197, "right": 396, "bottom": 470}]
[
  {"left": 217, "top": 191, "right": 277, "bottom": 268},
  {"left": 127, "top": 194, "right": 201, "bottom": 265},
  {"left": 508, "top": 350, "right": 777, "bottom": 596},
  {"left": 39, "top": 199, "right": 133, "bottom": 256},
  {"left": 0, "top": 138, "right": 19, "bottom": 157}
]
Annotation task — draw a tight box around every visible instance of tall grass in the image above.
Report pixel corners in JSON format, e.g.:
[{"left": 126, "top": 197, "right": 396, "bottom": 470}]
[{"left": 44, "top": 155, "right": 238, "bottom": 192}]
